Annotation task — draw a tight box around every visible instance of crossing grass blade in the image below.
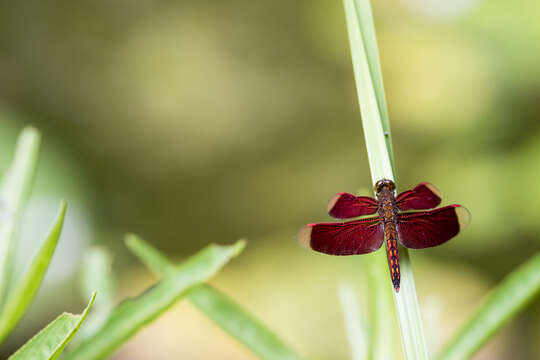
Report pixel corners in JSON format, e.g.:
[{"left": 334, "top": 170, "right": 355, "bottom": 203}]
[
  {"left": 125, "top": 234, "right": 303, "bottom": 360},
  {"left": 437, "top": 252, "right": 540, "bottom": 360},
  {"left": 65, "top": 239, "right": 245, "bottom": 360}
]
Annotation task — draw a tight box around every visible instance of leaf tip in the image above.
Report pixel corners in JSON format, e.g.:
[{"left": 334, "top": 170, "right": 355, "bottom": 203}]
[
  {"left": 231, "top": 238, "right": 247, "bottom": 256},
  {"left": 59, "top": 199, "right": 68, "bottom": 211},
  {"left": 55, "top": 200, "right": 68, "bottom": 224},
  {"left": 80, "top": 291, "right": 98, "bottom": 318},
  {"left": 88, "top": 291, "right": 97, "bottom": 306},
  {"left": 124, "top": 233, "right": 140, "bottom": 248},
  {"left": 20, "top": 126, "right": 41, "bottom": 142}
]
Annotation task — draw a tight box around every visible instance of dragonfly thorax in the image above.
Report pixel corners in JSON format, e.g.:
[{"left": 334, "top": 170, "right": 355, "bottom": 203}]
[{"left": 376, "top": 187, "right": 398, "bottom": 224}]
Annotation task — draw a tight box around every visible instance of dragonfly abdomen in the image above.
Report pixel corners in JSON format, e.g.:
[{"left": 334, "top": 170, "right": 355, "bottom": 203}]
[
  {"left": 384, "top": 223, "right": 400, "bottom": 292},
  {"left": 377, "top": 187, "right": 401, "bottom": 292}
]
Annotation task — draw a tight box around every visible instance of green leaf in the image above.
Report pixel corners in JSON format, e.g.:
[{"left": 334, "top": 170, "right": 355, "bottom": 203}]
[
  {"left": 0, "top": 201, "right": 67, "bottom": 344},
  {"left": 78, "top": 247, "right": 115, "bottom": 340},
  {"left": 125, "top": 234, "right": 303, "bottom": 360},
  {"left": 9, "top": 292, "right": 96, "bottom": 360},
  {"left": 66, "top": 239, "right": 246, "bottom": 360},
  {"left": 338, "top": 284, "right": 367, "bottom": 360},
  {"left": 343, "top": 0, "right": 393, "bottom": 181},
  {"left": 366, "top": 256, "right": 395, "bottom": 360},
  {"left": 189, "top": 285, "right": 302, "bottom": 360},
  {"left": 124, "top": 233, "right": 171, "bottom": 276},
  {"left": 352, "top": 0, "right": 394, "bottom": 171},
  {"left": 437, "top": 252, "right": 540, "bottom": 360},
  {"left": 343, "top": 0, "right": 427, "bottom": 358},
  {"left": 0, "top": 127, "right": 41, "bottom": 308}
]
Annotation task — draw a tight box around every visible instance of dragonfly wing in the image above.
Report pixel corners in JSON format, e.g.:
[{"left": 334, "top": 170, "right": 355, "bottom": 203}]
[
  {"left": 328, "top": 192, "right": 379, "bottom": 219},
  {"left": 397, "top": 205, "right": 470, "bottom": 249},
  {"left": 297, "top": 217, "right": 384, "bottom": 255},
  {"left": 396, "top": 182, "right": 441, "bottom": 210}
]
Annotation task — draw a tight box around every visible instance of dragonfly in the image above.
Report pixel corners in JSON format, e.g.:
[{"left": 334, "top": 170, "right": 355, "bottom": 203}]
[{"left": 297, "top": 179, "right": 470, "bottom": 292}]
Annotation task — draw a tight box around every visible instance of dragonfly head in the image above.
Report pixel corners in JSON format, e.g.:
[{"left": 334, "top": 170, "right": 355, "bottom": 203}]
[{"left": 375, "top": 179, "right": 396, "bottom": 194}]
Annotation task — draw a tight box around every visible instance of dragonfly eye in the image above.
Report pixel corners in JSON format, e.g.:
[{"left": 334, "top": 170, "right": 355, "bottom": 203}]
[{"left": 375, "top": 179, "right": 396, "bottom": 193}]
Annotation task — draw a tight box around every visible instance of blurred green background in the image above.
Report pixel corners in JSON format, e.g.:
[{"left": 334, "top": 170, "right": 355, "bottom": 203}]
[{"left": 1, "top": 0, "right": 539, "bottom": 359}]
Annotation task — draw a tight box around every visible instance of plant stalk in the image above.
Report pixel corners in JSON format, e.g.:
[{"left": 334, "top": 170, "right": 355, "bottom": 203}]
[{"left": 343, "top": 0, "right": 429, "bottom": 358}]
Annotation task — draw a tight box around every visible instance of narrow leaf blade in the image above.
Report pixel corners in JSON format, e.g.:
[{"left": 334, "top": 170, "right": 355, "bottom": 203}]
[
  {"left": 189, "top": 285, "right": 302, "bottom": 360},
  {"left": 437, "top": 252, "right": 540, "bottom": 360},
  {"left": 124, "top": 233, "right": 171, "bottom": 276},
  {"left": 338, "top": 284, "right": 368, "bottom": 360},
  {"left": 366, "top": 254, "right": 395, "bottom": 360},
  {"left": 353, "top": 0, "right": 394, "bottom": 170},
  {"left": 8, "top": 292, "right": 96, "bottom": 360},
  {"left": 0, "top": 127, "right": 41, "bottom": 308},
  {"left": 126, "top": 234, "right": 303, "bottom": 360},
  {"left": 0, "top": 201, "right": 67, "bottom": 343},
  {"left": 343, "top": 0, "right": 428, "bottom": 358},
  {"left": 343, "top": 0, "right": 393, "bottom": 181},
  {"left": 78, "top": 247, "right": 115, "bottom": 340},
  {"left": 66, "top": 240, "right": 245, "bottom": 360}
]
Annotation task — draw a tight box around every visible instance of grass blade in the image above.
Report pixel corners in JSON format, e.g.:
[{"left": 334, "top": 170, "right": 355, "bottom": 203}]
[
  {"left": 391, "top": 250, "right": 427, "bottom": 359},
  {"left": 437, "top": 252, "right": 540, "bottom": 360},
  {"left": 339, "top": 284, "right": 367, "bottom": 360},
  {"left": 124, "top": 233, "right": 171, "bottom": 276},
  {"left": 366, "top": 256, "right": 395, "bottom": 360},
  {"left": 189, "top": 285, "right": 302, "bottom": 360},
  {"left": 78, "top": 247, "right": 115, "bottom": 339},
  {"left": 343, "top": 0, "right": 428, "bottom": 358},
  {"left": 66, "top": 239, "right": 245, "bottom": 360},
  {"left": 344, "top": 0, "right": 393, "bottom": 181},
  {"left": 125, "top": 234, "right": 303, "bottom": 360},
  {"left": 352, "top": 0, "right": 394, "bottom": 170},
  {"left": 8, "top": 292, "right": 96, "bottom": 360},
  {"left": 0, "top": 127, "right": 41, "bottom": 308},
  {"left": 0, "top": 201, "right": 67, "bottom": 344}
]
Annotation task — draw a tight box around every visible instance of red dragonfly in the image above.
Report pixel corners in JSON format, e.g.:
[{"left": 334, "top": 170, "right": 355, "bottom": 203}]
[{"left": 297, "top": 179, "right": 470, "bottom": 292}]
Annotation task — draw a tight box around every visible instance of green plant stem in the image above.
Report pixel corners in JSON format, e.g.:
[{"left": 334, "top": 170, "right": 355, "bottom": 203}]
[{"left": 343, "top": 0, "right": 428, "bottom": 358}]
